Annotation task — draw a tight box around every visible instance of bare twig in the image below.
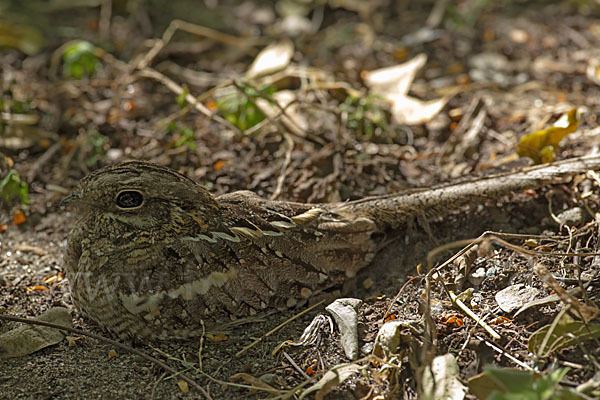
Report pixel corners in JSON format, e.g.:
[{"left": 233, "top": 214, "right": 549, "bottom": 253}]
[
  {"left": 99, "top": 0, "right": 112, "bottom": 41},
  {"left": 135, "top": 19, "right": 260, "bottom": 71},
  {"left": 271, "top": 133, "right": 294, "bottom": 200},
  {"left": 449, "top": 290, "right": 501, "bottom": 340},
  {"left": 476, "top": 335, "right": 532, "bottom": 370},
  {"left": 155, "top": 78, "right": 234, "bottom": 133},
  {"left": 426, "top": 0, "right": 450, "bottom": 28},
  {"left": 282, "top": 350, "right": 311, "bottom": 379},
  {"left": 27, "top": 141, "right": 63, "bottom": 183}
]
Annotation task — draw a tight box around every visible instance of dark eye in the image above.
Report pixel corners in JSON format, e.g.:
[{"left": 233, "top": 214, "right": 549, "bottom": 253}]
[{"left": 116, "top": 190, "right": 144, "bottom": 209}]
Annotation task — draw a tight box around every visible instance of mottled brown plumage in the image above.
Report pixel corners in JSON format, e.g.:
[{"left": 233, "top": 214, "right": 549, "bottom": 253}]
[{"left": 63, "top": 156, "right": 600, "bottom": 340}]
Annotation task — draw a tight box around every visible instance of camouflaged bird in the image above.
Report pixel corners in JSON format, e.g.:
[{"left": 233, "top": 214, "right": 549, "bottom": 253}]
[{"left": 62, "top": 156, "right": 600, "bottom": 340}]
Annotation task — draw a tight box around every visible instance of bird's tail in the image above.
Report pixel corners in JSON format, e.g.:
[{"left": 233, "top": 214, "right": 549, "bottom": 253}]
[{"left": 332, "top": 154, "right": 600, "bottom": 228}]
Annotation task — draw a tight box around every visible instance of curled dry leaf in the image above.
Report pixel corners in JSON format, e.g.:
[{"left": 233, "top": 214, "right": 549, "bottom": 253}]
[
  {"left": 246, "top": 39, "right": 294, "bottom": 79},
  {"left": 325, "top": 298, "right": 362, "bottom": 360},
  {"left": 298, "top": 363, "right": 361, "bottom": 400},
  {"left": 517, "top": 108, "right": 579, "bottom": 164},
  {"left": 422, "top": 354, "right": 467, "bottom": 400},
  {"left": 387, "top": 94, "right": 448, "bottom": 125},
  {"left": 254, "top": 90, "right": 308, "bottom": 136},
  {"left": 362, "top": 53, "right": 448, "bottom": 124},
  {"left": 362, "top": 53, "right": 427, "bottom": 95},
  {"left": 372, "top": 319, "right": 423, "bottom": 361}
]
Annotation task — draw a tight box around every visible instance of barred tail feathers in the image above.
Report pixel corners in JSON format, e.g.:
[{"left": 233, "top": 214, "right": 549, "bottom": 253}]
[{"left": 333, "top": 154, "right": 600, "bottom": 228}]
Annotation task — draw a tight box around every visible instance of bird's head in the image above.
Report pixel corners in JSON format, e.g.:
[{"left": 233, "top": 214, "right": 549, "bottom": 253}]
[{"left": 61, "top": 161, "right": 218, "bottom": 232}]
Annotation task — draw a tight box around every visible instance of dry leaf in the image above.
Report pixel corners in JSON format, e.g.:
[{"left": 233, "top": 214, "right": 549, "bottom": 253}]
[
  {"left": 177, "top": 380, "right": 189, "bottom": 393},
  {"left": 0, "top": 21, "right": 45, "bottom": 55},
  {"left": 213, "top": 160, "right": 226, "bottom": 171},
  {"left": 43, "top": 274, "right": 60, "bottom": 285},
  {"left": 206, "top": 332, "right": 228, "bottom": 342},
  {"left": 255, "top": 90, "right": 308, "bottom": 137},
  {"left": 298, "top": 363, "right": 361, "bottom": 400},
  {"left": 229, "top": 373, "right": 278, "bottom": 393},
  {"left": 422, "top": 354, "right": 467, "bottom": 400},
  {"left": 362, "top": 53, "right": 427, "bottom": 95},
  {"left": 495, "top": 284, "right": 540, "bottom": 313},
  {"left": 246, "top": 39, "right": 294, "bottom": 79},
  {"left": 362, "top": 54, "right": 448, "bottom": 124},
  {"left": 387, "top": 94, "right": 448, "bottom": 125},
  {"left": 26, "top": 285, "right": 49, "bottom": 292},
  {"left": 13, "top": 210, "right": 26, "bottom": 225},
  {"left": 517, "top": 108, "right": 579, "bottom": 164},
  {"left": 66, "top": 336, "right": 80, "bottom": 347},
  {"left": 0, "top": 307, "right": 72, "bottom": 359}
]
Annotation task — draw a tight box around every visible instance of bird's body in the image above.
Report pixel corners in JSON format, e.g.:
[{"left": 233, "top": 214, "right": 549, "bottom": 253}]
[
  {"left": 63, "top": 156, "right": 600, "bottom": 340},
  {"left": 64, "top": 162, "right": 381, "bottom": 339}
]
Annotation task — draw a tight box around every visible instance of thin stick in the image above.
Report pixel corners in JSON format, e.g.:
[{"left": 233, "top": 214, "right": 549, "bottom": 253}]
[
  {"left": 136, "top": 19, "right": 259, "bottom": 71},
  {"left": 282, "top": 350, "right": 311, "bottom": 379},
  {"left": 271, "top": 132, "right": 294, "bottom": 200},
  {"left": 449, "top": 290, "right": 501, "bottom": 340},
  {"left": 477, "top": 335, "right": 532, "bottom": 370}
]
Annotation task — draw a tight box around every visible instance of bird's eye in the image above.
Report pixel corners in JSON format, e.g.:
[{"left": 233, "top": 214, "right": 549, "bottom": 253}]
[{"left": 115, "top": 190, "right": 144, "bottom": 209}]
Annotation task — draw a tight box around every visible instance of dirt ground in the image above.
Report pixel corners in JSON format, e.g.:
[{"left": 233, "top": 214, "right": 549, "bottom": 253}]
[{"left": 1, "top": 1, "right": 600, "bottom": 399}]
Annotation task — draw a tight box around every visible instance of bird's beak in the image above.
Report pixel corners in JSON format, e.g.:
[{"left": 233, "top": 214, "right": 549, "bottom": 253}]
[{"left": 59, "top": 191, "right": 80, "bottom": 208}]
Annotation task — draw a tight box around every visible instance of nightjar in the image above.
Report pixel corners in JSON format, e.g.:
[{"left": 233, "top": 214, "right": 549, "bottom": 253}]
[{"left": 62, "top": 156, "right": 600, "bottom": 340}]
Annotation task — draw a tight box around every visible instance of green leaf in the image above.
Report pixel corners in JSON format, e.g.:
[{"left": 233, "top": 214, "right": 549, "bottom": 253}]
[
  {"left": 174, "top": 125, "right": 196, "bottom": 150},
  {"left": 0, "top": 170, "right": 29, "bottom": 209},
  {"left": 486, "top": 368, "right": 536, "bottom": 393},
  {"left": 176, "top": 87, "right": 189, "bottom": 109},
  {"left": 81, "top": 130, "right": 107, "bottom": 167},
  {"left": 215, "top": 83, "right": 274, "bottom": 131},
  {"left": 62, "top": 41, "right": 99, "bottom": 79},
  {"left": 485, "top": 367, "right": 583, "bottom": 400},
  {"left": 170, "top": 123, "right": 196, "bottom": 151},
  {"left": 529, "top": 321, "right": 600, "bottom": 357},
  {"left": 340, "top": 94, "right": 390, "bottom": 138}
]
